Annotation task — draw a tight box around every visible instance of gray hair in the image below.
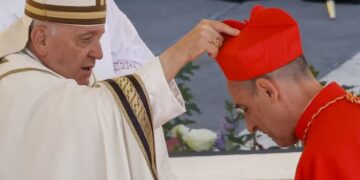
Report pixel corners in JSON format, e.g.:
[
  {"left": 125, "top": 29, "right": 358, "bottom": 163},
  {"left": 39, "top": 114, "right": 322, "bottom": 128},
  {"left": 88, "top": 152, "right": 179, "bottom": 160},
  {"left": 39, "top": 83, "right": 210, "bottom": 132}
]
[
  {"left": 243, "top": 56, "right": 313, "bottom": 94},
  {"left": 27, "top": 20, "right": 59, "bottom": 48},
  {"left": 29, "top": 20, "right": 59, "bottom": 37}
]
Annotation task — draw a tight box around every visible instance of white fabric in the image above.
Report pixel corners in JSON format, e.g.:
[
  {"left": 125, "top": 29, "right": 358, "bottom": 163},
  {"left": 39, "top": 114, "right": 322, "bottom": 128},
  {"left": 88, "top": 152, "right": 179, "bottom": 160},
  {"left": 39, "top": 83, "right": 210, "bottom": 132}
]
[
  {"left": 0, "top": 1, "right": 23, "bottom": 31},
  {"left": 0, "top": 51, "right": 185, "bottom": 180},
  {"left": 171, "top": 152, "right": 301, "bottom": 180},
  {"left": 0, "top": 1, "right": 178, "bottom": 179}
]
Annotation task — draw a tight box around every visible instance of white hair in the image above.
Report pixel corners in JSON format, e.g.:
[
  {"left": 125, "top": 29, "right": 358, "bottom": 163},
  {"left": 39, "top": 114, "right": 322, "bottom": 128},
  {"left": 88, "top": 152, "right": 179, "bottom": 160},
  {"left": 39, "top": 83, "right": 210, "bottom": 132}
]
[{"left": 31, "top": 20, "right": 58, "bottom": 36}]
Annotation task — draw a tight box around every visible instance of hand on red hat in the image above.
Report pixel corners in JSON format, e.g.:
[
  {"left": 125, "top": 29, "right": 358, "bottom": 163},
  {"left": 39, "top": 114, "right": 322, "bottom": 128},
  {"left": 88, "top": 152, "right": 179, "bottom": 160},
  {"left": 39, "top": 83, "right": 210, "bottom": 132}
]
[
  {"left": 159, "top": 19, "right": 240, "bottom": 81},
  {"left": 161, "top": 19, "right": 240, "bottom": 60}
]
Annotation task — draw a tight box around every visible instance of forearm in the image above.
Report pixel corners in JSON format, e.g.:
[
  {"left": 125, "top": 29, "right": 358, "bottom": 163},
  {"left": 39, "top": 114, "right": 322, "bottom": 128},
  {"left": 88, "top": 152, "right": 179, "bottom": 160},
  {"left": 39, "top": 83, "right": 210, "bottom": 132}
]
[{"left": 159, "top": 43, "right": 189, "bottom": 82}]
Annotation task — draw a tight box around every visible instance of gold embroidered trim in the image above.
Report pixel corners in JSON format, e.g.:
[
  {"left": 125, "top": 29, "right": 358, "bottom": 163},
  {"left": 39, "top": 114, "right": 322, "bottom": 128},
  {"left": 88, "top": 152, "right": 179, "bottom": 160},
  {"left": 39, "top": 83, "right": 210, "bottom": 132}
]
[
  {"left": 132, "top": 74, "right": 158, "bottom": 178},
  {"left": 100, "top": 76, "right": 157, "bottom": 180},
  {"left": 302, "top": 95, "right": 345, "bottom": 144},
  {"left": 0, "top": 67, "right": 58, "bottom": 80},
  {"left": 302, "top": 92, "right": 359, "bottom": 144}
]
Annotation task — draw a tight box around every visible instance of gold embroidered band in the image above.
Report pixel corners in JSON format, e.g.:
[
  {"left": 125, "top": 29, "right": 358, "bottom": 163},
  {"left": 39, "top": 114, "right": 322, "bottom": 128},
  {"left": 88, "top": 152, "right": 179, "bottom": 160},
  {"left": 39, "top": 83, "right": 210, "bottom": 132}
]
[
  {"left": 25, "top": 0, "right": 106, "bottom": 25},
  {"left": 102, "top": 75, "right": 158, "bottom": 180}
]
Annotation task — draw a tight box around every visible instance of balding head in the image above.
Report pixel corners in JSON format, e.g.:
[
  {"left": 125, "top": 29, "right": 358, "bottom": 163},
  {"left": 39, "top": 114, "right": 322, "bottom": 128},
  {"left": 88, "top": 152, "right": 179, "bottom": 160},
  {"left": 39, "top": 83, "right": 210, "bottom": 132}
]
[{"left": 227, "top": 56, "right": 322, "bottom": 147}]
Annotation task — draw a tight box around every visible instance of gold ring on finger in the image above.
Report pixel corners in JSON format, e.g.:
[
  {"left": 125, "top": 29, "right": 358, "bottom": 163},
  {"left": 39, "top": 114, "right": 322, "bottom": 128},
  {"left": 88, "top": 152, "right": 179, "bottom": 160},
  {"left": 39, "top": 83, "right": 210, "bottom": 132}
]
[{"left": 211, "top": 38, "right": 222, "bottom": 47}]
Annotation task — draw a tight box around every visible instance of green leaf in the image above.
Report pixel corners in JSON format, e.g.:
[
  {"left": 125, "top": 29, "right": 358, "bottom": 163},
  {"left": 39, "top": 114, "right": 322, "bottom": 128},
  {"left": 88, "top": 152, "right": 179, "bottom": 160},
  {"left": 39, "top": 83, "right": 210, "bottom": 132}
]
[
  {"left": 228, "top": 134, "right": 245, "bottom": 144},
  {"left": 309, "top": 64, "right": 320, "bottom": 78}
]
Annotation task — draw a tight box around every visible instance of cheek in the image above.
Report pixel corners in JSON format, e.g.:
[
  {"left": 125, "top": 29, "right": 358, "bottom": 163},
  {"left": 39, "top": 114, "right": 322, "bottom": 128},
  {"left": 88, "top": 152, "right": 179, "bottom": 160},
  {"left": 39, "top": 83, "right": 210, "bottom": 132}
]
[
  {"left": 250, "top": 100, "right": 274, "bottom": 128},
  {"left": 64, "top": 48, "right": 88, "bottom": 65}
]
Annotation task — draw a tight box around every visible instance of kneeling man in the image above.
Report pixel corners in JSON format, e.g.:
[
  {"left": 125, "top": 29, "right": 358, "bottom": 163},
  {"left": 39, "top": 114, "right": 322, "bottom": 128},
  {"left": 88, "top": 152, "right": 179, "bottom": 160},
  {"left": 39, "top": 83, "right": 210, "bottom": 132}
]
[{"left": 215, "top": 5, "right": 360, "bottom": 180}]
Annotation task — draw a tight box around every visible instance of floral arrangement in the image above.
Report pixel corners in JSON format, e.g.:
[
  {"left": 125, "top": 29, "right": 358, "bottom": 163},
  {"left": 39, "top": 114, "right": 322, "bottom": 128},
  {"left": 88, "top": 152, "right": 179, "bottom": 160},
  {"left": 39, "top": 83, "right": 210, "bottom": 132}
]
[{"left": 166, "top": 101, "right": 280, "bottom": 153}]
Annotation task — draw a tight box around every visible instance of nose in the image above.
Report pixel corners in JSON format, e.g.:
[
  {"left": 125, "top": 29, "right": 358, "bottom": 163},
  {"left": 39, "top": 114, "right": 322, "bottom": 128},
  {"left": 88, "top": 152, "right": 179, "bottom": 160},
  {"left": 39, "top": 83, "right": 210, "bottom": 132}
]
[{"left": 89, "top": 40, "right": 103, "bottom": 60}]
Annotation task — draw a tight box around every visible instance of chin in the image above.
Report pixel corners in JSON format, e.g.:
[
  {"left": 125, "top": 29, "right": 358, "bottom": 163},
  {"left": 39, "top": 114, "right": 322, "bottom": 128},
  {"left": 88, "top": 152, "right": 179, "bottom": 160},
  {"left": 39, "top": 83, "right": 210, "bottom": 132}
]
[
  {"left": 274, "top": 137, "right": 297, "bottom": 147},
  {"left": 77, "top": 79, "right": 90, "bottom": 86}
]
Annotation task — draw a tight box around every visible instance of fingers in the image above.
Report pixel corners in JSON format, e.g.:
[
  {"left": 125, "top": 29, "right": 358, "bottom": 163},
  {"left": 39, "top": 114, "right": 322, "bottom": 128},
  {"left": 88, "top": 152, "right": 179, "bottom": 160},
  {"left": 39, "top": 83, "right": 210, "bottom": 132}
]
[
  {"left": 202, "top": 25, "right": 224, "bottom": 44},
  {"left": 197, "top": 19, "right": 238, "bottom": 57},
  {"left": 207, "top": 19, "right": 240, "bottom": 36},
  {"left": 196, "top": 27, "right": 221, "bottom": 57},
  {"left": 200, "top": 37, "right": 219, "bottom": 58}
]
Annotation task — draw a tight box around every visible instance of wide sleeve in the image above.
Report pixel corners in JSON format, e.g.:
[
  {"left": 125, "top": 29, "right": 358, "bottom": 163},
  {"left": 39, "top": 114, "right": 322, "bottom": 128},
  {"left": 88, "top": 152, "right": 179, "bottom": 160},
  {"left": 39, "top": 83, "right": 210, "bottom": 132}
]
[
  {"left": 102, "top": 56, "right": 185, "bottom": 129},
  {"left": 137, "top": 57, "right": 185, "bottom": 128}
]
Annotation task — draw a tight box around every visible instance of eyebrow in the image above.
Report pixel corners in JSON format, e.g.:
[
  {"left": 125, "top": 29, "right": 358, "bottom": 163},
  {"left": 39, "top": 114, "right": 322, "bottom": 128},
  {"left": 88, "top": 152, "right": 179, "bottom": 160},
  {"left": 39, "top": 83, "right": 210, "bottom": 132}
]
[{"left": 78, "top": 32, "right": 94, "bottom": 38}]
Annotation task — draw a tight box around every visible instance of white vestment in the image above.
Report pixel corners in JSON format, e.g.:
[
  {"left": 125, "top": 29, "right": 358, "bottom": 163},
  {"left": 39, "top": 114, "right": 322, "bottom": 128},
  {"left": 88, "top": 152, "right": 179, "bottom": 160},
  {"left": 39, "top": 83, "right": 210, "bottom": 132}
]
[
  {"left": 0, "top": 51, "right": 185, "bottom": 180},
  {"left": 0, "top": 1, "right": 177, "bottom": 179}
]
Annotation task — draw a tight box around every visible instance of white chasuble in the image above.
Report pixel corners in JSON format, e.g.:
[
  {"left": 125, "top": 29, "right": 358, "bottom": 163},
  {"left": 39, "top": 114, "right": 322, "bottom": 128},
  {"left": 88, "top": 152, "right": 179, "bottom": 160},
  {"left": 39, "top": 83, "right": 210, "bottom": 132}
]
[{"left": 0, "top": 52, "right": 185, "bottom": 180}]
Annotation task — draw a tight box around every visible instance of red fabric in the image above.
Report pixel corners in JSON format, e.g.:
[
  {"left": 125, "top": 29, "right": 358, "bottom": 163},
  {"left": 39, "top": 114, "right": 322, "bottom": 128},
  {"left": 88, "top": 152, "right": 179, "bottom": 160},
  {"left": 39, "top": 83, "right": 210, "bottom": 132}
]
[
  {"left": 215, "top": 5, "right": 303, "bottom": 81},
  {"left": 295, "top": 82, "right": 360, "bottom": 180}
]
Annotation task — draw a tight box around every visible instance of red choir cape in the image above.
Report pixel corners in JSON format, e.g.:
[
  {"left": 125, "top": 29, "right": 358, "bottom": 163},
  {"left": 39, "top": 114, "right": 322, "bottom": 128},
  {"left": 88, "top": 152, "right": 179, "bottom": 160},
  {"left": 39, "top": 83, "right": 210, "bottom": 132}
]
[{"left": 295, "top": 82, "right": 360, "bottom": 180}]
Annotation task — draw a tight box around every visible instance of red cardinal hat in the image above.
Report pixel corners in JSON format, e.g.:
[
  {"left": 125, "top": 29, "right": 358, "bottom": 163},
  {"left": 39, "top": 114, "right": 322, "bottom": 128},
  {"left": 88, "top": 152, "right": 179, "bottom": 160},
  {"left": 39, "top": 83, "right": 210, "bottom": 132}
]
[{"left": 215, "top": 5, "right": 303, "bottom": 81}]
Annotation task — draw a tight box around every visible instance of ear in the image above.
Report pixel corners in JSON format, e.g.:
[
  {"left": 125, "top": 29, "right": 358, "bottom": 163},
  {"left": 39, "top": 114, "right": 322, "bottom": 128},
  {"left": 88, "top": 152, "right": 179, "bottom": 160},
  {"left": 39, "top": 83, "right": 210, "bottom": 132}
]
[
  {"left": 29, "top": 26, "right": 48, "bottom": 57},
  {"left": 255, "top": 78, "right": 279, "bottom": 103}
]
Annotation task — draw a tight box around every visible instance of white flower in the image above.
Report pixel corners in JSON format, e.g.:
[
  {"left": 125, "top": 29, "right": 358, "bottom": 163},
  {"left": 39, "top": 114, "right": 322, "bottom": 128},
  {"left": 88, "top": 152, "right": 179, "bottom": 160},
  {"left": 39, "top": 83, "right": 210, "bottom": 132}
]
[
  {"left": 169, "top": 124, "right": 190, "bottom": 138},
  {"left": 182, "top": 128, "right": 217, "bottom": 152}
]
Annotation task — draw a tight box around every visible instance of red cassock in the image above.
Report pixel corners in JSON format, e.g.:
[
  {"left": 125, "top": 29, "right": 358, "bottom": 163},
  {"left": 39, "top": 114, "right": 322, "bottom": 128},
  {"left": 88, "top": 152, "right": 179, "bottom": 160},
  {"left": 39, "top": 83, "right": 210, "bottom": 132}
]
[{"left": 295, "top": 82, "right": 360, "bottom": 180}]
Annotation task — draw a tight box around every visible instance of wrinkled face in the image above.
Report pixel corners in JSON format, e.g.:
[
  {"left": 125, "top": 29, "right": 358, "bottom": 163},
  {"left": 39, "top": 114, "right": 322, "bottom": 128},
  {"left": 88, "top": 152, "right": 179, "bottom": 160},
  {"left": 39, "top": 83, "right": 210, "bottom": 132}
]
[
  {"left": 42, "top": 24, "right": 105, "bottom": 85},
  {"left": 227, "top": 80, "right": 298, "bottom": 147}
]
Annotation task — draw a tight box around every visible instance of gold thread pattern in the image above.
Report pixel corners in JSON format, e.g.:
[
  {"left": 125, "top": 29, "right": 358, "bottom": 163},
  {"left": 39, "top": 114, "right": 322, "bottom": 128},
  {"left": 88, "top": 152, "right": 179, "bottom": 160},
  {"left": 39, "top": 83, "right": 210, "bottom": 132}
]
[
  {"left": 302, "top": 91, "right": 359, "bottom": 145},
  {"left": 302, "top": 95, "right": 346, "bottom": 144},
  {"left": 113, "top": 77, "right": 155, "bottom": 155},
  {"left": 100, "top": 76, "right": 158, "bottom": 180},
  {"left": 132, "top": 74, "right": 158, "bottom": 177}
]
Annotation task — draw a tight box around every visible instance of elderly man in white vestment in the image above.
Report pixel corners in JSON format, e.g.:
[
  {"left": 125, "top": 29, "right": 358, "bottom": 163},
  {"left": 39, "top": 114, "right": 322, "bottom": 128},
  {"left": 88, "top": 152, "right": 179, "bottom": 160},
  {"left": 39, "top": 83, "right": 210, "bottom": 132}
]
[
  {"left": 0, "top": 0, "right": 179, "bottom": 179},
  {"left": 0, "top": 0, "right": 239, "bottom": 180}
]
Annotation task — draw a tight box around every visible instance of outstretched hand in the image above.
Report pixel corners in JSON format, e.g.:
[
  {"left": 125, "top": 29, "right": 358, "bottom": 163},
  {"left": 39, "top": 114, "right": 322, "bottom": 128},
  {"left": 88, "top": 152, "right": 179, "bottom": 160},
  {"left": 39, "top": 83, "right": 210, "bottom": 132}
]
[{"left": 160, "top": 19, "right": 239, "bottom": 81}]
